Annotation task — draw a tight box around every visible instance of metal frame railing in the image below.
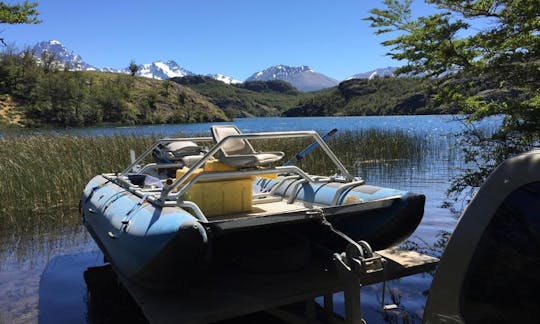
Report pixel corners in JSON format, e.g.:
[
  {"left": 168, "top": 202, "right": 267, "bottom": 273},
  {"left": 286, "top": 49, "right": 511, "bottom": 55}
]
[
  {"left": 113, "top": 130, "right": 356, "bottom": 206},
  {"left": 162, "top": 131, "right": 354, "bottom": 199}
]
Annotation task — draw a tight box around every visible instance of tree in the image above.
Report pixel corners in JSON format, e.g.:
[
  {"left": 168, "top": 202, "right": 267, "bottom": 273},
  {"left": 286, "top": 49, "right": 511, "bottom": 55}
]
[
  {"left": 128, "top": 59, "right": 138, "bottom": 76},
  {"left": 40, "top": 50, "right": 59, "bottom": 73},
  {"left": 0, "top": 1, "right": 40, "bottom": 45},
  {"left": 366, "top": 0, "right": 540, "bottom": 207}
]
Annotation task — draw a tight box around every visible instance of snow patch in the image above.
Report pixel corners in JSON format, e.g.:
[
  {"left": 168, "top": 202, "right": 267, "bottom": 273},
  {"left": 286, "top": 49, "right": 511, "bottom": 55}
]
[{"left": 209, "top": 73, "right": 242, "bottom": 84}]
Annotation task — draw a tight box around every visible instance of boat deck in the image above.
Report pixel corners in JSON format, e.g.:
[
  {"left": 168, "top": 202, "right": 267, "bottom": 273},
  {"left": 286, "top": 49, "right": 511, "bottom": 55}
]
[
  {"left": 109, "top": 247, "right": 438, "bottom": 324},
  {"left": 208, "top": 200, "right": 314, "bottom": 221}
]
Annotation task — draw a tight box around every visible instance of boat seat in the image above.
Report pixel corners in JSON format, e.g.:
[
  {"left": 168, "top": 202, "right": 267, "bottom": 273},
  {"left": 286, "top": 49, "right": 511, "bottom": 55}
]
[{"left": 210, "top": 125, "right": 284, "bottom": 168}]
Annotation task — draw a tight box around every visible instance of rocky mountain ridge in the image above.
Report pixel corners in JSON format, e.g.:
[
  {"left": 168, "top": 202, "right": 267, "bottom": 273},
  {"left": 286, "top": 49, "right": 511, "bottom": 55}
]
[
  {"left": 31, "top": 40, "right": 240, "bottom": 84},
  {"left": 30, "top": 40, "right": 399, "bottom": 90},
  {"left": 246, "top": 65, "right": 339, "bottom": 92}
]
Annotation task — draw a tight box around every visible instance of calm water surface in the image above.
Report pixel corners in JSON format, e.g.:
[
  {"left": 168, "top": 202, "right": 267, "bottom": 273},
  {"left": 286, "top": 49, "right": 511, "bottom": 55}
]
[
  {"left": 0, "top": 115, "right": 501, "bottom": 323},
  {"left": 7, "top": 115, "right": 498, "bottom": 137}
]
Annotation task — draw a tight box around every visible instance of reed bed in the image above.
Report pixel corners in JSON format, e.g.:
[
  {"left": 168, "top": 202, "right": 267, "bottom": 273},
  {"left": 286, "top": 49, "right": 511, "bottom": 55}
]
[
  {"left": 0, "top": 129, "right": 427, "bottom": 231},
  {"left": 0, "top": 135, "right": 156, "bottom": 231},
  {"left": 252, "top": 129, "right": 428, "bottom": 176}
]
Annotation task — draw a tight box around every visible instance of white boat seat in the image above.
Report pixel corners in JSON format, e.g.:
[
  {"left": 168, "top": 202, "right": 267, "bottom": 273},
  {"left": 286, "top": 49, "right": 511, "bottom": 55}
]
[{"left": 211, "top": 125, "right": 284, "bottom": 168}]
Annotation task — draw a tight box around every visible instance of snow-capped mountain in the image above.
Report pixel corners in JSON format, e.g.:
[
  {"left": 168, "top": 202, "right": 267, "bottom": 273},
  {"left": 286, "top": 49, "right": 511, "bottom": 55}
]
[
  {"left": 135, "top": 60, "right": 194, "bottom": 79},
  {"left": 347, "top": 67, "right": 397, "bottom": 80},
  {"left": 32, "top": 40, "right": 95, "bottom": 70},
  {"left": 246, "top": 65, "right": 338, "bottom": 92},
  {"left": 208, "top": 73, "right": 242, "bottom": 84},
  {"left": 31, "top": 40, "right": 401, "bottom": 87},
  {"left": 99, "top": 67, "right": 124, "bottom": 73},
  {"left": 30, "top": 40, "right": 239, "bottom": 83}
]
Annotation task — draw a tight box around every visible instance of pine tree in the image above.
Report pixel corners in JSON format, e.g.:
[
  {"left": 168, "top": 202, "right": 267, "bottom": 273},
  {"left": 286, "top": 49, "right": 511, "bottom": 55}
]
[
  {"left": 0, "top": 1, "right": 40, "bottom": 45},
  {"left": 128, "top": 59, "right": 139, "bottom": 77}
]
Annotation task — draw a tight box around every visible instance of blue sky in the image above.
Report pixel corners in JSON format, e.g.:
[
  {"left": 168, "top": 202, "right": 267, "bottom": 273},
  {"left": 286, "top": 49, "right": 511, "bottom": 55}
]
[{"left": 5, "top": 0, "right": 435, "bottom": 81}]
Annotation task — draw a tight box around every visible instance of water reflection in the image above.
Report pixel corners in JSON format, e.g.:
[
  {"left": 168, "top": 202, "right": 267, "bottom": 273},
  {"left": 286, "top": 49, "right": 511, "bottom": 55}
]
[
  {"left": 84, "top": 264, "right": 149, "bottom": 324},
  {"left": 39, "top": 252, "right": 103, "bottom": 323},
  {"left": 0, "top": 225, "right": 94, "bottom": 324},
  {"left": 35, "top": 249, "right": 431, "bottom": 324}
]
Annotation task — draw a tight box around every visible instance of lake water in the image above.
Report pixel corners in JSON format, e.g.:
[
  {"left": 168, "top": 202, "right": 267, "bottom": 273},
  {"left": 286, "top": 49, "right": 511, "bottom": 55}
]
[
  {"left": 0, "top": 115, "right": 502, "bottom": 323},
  {"left": 13, "top": 115, "right": 489, "bottom": 137}
]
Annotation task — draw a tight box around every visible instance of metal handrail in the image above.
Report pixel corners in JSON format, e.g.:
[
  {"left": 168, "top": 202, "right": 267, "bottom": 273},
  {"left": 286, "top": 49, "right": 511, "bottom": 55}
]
[
  {"left": 253, "top": 175, "right": 302, "bottom": 199},
  {"left": 330, "top": 180, "right": 366, "bottom": 206},
  {"left": 287, "top": 179, "right": 309, "bottom": 204},
  {"left": 167, "top": 166, "right": 315, "bottom": 200},
  {"left": 158, "top": 131, "right": 354, "bottom": 200},
  {"left": 115, "top": 130, "right": 356, "bottom": 204},
  {"left": 139, "top": 162, "right": 186, "bottom": 174}
]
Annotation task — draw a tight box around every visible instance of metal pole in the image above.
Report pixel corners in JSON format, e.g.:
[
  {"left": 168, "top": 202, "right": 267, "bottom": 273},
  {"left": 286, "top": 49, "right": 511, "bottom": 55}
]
[{"left": 343, "top": 282, "right": 363, "bottom": 324}]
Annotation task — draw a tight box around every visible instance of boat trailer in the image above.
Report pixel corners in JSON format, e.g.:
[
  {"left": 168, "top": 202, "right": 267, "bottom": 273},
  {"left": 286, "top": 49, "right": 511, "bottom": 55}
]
[{"left": 85, "top": 225, "right": 438, "bottom": 324}]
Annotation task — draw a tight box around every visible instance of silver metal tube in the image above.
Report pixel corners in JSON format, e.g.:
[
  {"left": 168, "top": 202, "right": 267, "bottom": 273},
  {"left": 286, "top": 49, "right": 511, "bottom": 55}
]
[
  {"left": 117, "top": 130, "right": 356, "bottom": 206},
  {"left": 287, "top": 179, "right": 309, "bottom": 204},
  {"left": 177, "top": 201, "right": 208, "bottom": 222},
  {"left": 139, "top": 162, "right": 186, "bottom": 174},
  {"left": 167, "top": 166, "right": 314, "bottom": 200},
  {"left": 312, "top": 132, "right": 355, "bottom": 181},
  {"left": 330, "top": 180, "right": 366, "bottom": 206},
  {"left": 162, "top": 130, "right": 355, "bottom": 198},
  {"left": 268, "top": 175, "right": 302, "bottom": 196},
  {"left": 116, "top": 176, "right": 132, "bottom": 189},
  {"left": 228, "top": 131, "right": 354, "bottom": 180},
  {"left": 169, "top": 132, "right": 317, "bottom": 190}
]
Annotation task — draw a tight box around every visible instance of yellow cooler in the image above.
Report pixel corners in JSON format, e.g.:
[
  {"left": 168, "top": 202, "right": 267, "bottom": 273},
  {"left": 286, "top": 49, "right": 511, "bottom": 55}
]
[{"left": 176, "top": 162, "right": 253, "bottom": 217}]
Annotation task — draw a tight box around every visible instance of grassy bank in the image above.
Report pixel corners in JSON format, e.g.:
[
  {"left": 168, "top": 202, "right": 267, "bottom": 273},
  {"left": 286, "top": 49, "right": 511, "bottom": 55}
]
[{"left": 0, "top": 130, "right": 426, "bottom": 231}]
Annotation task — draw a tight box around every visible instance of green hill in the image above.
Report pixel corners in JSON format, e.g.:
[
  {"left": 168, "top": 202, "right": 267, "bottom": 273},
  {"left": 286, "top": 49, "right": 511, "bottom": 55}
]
[
  {"left": 0, "top": 53, "right": 228, "bottom": 127},
  {"left": 171, "top": 76, "right": 313, "bottom": 118},
  {"left": 0, "top": 51, "right": 451, "bottom": 128},
  {"left": 284, "top": 78, "right": 447, "bottom": 116}
]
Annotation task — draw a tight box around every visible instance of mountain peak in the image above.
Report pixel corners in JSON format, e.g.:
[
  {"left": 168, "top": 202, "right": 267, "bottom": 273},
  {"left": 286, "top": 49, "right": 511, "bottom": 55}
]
[
  {"left": 32, "top": 40, "right": 94, "bottom": 70},
  {"left": 252, "top": 65, "right": 313, "bottom": 78},
  {"left": 30, "top": 40, "right": 240, "bottom": 83},
  {"left": 136, "top": 60, "right": 194, "bottom": 79},
  {"left": 247, "top": 65, "right": 336, "bottom": 92},
  {"left": 347, "top": 67, "right": 397, "bottom": 80},
  {"left": 207, "top": 73, "right": 242, "bottom": 84}
]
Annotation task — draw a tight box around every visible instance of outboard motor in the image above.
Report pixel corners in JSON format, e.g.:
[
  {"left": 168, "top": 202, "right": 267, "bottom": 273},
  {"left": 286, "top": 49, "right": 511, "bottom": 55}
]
[
  {"left": 152, "top": 141, "right": 204, "bottom": 177},
  {"left": 153, "top": 141, "right": 203, "bottom": 164}
]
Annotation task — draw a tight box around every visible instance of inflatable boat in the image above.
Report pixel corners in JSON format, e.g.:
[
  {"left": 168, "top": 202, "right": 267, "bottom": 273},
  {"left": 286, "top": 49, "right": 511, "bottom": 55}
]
[{"left": 81, "top": 126, "right": 425, "bottom": 289}]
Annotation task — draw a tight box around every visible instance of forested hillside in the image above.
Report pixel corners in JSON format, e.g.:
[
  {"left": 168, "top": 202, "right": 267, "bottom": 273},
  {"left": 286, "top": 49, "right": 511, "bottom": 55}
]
[
  {"left": 170, "top": 75, "right": 312, "bottom": 118},
  {"left": 0, "top": 51, "right": 228, "bottom": 127},
  {"left": 284, "top": 77, "right": 448, "bottom": 117},
  {"left": 0, "top": 51, "right": 456, "bottom": 128}
]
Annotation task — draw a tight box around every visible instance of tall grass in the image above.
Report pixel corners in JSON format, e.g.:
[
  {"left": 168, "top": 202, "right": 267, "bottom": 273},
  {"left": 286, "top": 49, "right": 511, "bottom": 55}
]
[
  {"left": 0, "top": 130, "right": 427, "bottom": 231},
  {"left": 0, "top": 135, "right": 156, "bottom": 231},
  {"left": 254, "top": 129, "right": 428, "bottom": 176}
]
